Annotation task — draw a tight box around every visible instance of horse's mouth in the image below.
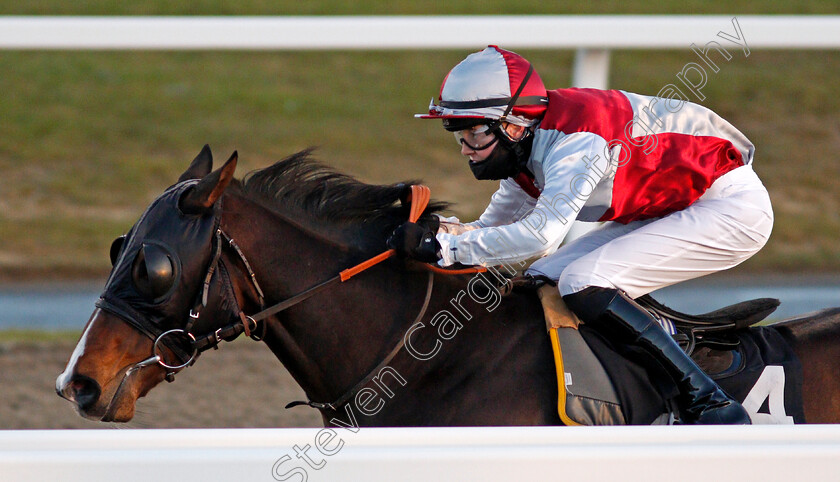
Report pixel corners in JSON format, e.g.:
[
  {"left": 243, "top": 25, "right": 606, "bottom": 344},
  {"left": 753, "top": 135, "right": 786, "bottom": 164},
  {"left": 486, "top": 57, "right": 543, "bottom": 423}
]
[
  {"left": 98, "top": 365, "right": 157, "bottom": 422},
  {"left": 67, "top": 363, "right": 159, "bottom": 423},
  {"left": 67, "top": 390, "right": 134, "bottom": 422},
  {"left": 80, "top": 376, "right": 137, "bottom": 422}
]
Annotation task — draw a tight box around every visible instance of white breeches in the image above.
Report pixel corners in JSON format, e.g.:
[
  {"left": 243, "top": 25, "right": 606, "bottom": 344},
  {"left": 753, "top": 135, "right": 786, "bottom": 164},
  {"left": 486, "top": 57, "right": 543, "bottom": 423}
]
[{"left": 527, "top": 165, "right": 774, "bottom": 299}]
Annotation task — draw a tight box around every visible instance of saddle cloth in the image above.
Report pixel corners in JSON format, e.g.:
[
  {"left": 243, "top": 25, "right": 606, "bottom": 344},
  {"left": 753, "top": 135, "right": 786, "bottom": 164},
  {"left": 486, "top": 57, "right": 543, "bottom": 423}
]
[{"left": 550, "top": 325, "right": 805, "bottom": 425}]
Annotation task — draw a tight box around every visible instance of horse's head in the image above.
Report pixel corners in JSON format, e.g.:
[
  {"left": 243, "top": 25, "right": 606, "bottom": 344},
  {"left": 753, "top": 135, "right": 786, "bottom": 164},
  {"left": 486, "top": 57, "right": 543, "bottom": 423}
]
[{"left": 56, "top": 145, "right": 241, "bottom": 422}]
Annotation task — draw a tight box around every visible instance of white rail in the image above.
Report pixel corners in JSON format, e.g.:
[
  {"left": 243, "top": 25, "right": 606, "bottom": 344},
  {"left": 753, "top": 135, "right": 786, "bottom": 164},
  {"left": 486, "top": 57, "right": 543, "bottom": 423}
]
[
  {"left": 2, "top": 426, "right": 840, "bottom": 482},
  {"left": 0, "top": 15, "right": 838, "bottom": 50}
]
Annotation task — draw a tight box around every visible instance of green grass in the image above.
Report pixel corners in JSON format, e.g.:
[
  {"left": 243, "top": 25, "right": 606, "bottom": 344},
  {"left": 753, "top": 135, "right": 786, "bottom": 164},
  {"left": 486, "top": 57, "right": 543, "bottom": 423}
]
[{"left": 0, "top": 5, "right": 839, "bottom": 278}]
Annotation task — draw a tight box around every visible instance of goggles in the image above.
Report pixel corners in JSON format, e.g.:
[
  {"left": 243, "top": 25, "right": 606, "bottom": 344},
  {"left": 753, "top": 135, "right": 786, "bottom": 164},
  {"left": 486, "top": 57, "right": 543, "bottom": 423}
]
[{"left": 453, "top": 124, "right": 498, "bottom": 151}]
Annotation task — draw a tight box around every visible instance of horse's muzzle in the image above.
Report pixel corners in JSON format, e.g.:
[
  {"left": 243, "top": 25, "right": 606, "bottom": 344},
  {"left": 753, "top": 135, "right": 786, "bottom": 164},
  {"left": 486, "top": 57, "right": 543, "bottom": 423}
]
[{"left": 56, "top": 374, "right": 102, "bottom": 415}]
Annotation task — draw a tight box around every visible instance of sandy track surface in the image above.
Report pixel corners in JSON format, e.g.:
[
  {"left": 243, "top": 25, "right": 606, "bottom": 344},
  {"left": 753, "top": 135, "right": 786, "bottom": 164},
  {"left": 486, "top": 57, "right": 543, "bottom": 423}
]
[{"left": 0, "top": 339, "right": 323, "bottom": 429}]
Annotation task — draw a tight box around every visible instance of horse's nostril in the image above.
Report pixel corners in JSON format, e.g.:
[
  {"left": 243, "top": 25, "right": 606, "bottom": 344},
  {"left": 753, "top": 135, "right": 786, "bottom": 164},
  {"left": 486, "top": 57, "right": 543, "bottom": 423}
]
[{"left": 68, "top": 376, "right": 102, "bottom": 411}]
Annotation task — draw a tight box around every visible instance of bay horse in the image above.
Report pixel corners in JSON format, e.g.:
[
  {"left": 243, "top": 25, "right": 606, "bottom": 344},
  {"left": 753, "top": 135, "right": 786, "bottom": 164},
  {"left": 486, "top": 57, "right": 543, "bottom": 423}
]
[{"left": 57, "top": 146, "right": 840, "bottom": 426}]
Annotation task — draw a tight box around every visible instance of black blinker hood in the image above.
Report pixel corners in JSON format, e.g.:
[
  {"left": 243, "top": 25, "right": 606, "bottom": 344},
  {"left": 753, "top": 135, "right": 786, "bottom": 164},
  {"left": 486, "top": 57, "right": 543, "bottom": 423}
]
[{"left": 96, "top": 180, "right": 220, "bottom": 354}]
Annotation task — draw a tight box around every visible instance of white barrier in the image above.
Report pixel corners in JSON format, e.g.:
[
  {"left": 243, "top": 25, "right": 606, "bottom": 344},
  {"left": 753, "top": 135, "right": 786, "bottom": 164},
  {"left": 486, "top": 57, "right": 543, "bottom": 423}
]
[
  {"left": 2, "top": 426, "right": 840, "bottom": 482},
  {"left": 0, "top": 15, "right": 839, "bottom": 50}
]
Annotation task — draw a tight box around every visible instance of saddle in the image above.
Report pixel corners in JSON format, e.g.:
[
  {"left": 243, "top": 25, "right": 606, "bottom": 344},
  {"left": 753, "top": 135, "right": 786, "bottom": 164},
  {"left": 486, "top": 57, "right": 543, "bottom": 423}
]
[
  {"left": 509, "top": 275, "right": 781, "bottom": 355},
  {"left": 635, "top": 293, "right": 781, "bottom": 355}
]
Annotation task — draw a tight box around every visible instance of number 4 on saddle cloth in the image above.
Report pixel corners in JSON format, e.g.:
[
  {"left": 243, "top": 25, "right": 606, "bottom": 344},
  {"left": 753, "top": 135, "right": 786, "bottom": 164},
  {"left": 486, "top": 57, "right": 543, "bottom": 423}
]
[{"left": 528, "top": 284, "right": 806, "bottom": 425}]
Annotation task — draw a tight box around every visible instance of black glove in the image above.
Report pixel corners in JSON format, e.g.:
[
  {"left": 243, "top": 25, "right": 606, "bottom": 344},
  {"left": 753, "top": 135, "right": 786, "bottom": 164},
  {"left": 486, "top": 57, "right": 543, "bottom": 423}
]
[{"left": 387, "top": 222, "right": 441, "bottom": 263}]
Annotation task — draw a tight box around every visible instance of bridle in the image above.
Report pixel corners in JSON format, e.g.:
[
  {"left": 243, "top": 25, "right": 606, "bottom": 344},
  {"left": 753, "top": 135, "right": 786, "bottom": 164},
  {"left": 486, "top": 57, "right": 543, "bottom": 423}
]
[
  {"left": 109, "top": 227, "right": 266, "bottom": 384},
  {"left": 101, "top": 185, "right": 486, "bottom": 414}
]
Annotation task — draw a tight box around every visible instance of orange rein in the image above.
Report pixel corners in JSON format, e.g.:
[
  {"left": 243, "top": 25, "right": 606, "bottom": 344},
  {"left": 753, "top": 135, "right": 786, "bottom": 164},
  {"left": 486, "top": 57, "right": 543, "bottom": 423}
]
[{"left": 338, "top": 185, "right": 486, "bottom": 282}]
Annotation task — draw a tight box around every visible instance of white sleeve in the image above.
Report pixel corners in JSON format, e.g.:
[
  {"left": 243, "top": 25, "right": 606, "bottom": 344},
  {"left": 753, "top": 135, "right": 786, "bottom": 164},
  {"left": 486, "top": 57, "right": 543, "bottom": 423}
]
[
  {"left": 436, "top": 132, "right": 608, "bottom": 267},
  {"left": 434, "top": 214, "right": 478, "bottom": 235},
  {"left": 434, "top": 178, "right": 535, "bottom": 235},
  {"left": 468, "top": 178, "right": 536, "bottom": 229}
]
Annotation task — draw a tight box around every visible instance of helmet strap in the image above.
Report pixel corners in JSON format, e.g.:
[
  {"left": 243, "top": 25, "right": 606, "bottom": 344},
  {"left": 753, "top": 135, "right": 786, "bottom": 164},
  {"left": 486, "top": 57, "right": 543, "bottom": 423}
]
[
  {"left": 500, "top": 64, "right": 535, "bottom": 123},
  {"left": 482, "top": 63, "right": 537, "bottom": 134}
]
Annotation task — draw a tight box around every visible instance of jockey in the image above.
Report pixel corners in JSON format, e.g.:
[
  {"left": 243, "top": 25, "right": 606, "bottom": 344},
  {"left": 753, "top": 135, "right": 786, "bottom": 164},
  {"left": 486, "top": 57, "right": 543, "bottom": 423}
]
[{"left": 389, "top": 45, "right": 773, "bottom": 425}]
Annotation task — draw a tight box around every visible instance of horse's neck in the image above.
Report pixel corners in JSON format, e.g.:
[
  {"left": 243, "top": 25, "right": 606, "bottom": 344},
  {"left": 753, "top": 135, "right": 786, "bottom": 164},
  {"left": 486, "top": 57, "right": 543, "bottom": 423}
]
[
  {"left": 220, "top": 192, "right": 342, "bottom": 299},
  {"left": 219, "top": 192, "right": 432, "bottom": 403}
]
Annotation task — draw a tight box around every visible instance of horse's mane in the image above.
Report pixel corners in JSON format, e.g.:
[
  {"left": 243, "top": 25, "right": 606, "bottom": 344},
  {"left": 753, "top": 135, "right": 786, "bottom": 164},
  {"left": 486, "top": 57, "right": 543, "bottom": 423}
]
[{"left": 231, "top": 150, "right": 448, "bottom": 246}]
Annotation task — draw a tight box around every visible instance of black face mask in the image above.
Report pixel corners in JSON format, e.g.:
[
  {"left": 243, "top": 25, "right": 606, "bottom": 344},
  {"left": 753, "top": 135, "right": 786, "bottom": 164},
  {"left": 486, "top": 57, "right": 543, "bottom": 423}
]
[
  {"left": 468, "top": 142, "right": 518, "bottom": 180},
  {"left": 468, "top": 127, "right": 535, "bottom": 181}
]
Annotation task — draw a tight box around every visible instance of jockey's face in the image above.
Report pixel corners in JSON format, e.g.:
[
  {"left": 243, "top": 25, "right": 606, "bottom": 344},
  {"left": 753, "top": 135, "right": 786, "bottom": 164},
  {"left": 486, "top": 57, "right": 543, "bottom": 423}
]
[{"left": 457, "top": 122, "right": 526, "bottom": 163}]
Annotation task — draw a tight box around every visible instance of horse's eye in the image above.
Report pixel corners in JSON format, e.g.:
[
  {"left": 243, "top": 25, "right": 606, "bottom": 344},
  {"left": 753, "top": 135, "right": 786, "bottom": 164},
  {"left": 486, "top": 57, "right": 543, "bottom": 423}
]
[
  {"left": 132, "top": 243, "right": 177, "bottom": 300},
  {"left": 109, "top": 235, "right": 126, "bottom": 266}
]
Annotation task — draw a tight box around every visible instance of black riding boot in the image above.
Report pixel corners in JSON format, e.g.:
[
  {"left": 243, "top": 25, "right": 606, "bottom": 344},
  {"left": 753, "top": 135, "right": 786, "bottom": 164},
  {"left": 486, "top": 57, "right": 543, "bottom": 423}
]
[{"left": 563, "top": 287, "right": 751, "bottom": 425}]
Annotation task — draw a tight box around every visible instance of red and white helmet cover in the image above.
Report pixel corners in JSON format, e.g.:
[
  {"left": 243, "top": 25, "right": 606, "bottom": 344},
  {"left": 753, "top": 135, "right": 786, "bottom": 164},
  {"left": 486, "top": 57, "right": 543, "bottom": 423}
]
[{"left": 416, "top": 45, "right": 548, "bottom": 126}]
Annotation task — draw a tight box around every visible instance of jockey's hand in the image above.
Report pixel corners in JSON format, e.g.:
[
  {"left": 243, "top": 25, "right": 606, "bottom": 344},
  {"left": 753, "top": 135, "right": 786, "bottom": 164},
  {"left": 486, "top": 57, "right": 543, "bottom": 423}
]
[{"left": 387, "top": 222, "right": 441, "bottom": 263}]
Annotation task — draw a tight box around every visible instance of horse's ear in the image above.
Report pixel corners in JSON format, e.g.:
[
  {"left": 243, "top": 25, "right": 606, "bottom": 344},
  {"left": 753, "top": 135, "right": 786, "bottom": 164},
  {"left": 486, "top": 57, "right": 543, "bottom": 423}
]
[
  {"left": 179, "top": 151, "right": 238, "bottom": 214},
  {"left": 178, "top": 144, "right": 214, "bottom": 183}
]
